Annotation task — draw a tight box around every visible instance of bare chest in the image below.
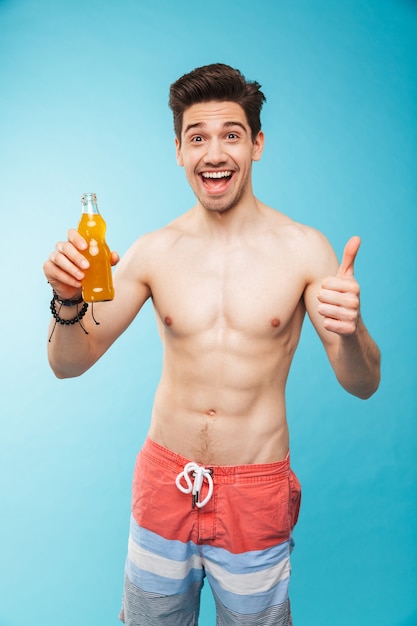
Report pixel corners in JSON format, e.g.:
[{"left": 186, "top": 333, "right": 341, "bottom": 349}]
[{"left": 149, "top": 242, "right": 306, "bottom": 338}]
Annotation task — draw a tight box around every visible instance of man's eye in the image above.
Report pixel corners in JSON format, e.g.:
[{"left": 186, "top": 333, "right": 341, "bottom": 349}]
[
  {"left": 227, "top": 133, "right": 238, "bottom": 140},
  {"left": 192, "top": 136, "right": 203, "bottom": 142}
]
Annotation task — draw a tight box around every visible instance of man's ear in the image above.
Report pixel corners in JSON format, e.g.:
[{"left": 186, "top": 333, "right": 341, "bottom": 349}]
[
  {"left": 175, "top": 137, "right": 184, "bottom": 166},
  {"left": 252, "top": 131, "right": 264, "bottom": 162}
]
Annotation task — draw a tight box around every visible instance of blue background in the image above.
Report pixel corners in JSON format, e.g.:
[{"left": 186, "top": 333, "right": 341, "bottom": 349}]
[{"left": 1, "top": 0, "right": 416, "bottom": 624}]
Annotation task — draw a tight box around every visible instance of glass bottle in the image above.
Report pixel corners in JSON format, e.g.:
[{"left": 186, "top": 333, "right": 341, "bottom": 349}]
[{"left": 78, "top": 192, "right": 114, "bottom": 302}]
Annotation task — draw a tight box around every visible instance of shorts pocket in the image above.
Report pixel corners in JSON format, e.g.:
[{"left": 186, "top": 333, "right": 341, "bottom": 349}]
[{"left": 288, "top": 470, "right": 301, "bottom": 529}]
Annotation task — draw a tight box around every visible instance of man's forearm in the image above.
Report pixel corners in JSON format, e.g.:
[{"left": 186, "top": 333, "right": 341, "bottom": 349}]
[
  {"left": 333, "top": 318, "right": 381, "bottom": 399},
  {"left": 47, "top": 298, "right": 98, "bottom": 378}
]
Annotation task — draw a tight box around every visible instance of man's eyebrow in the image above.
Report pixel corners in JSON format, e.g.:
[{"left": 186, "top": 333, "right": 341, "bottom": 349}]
[
  {"left": 223, "top": 121, "right": 248, "bottom": 132},
  {"left": 183, "top": 121, "right": 248, "bottom": 135},
  {"left": 183, "top": 122, "right": 205, "bottom": 135}
]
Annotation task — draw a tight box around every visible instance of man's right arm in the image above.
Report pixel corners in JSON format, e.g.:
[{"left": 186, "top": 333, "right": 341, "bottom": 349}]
[{"left": 44, "top": 228, "right": 151, "bottom": 378}]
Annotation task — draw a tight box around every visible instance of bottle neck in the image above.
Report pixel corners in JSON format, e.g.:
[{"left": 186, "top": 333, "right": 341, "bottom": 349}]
[{"left": 81, "top": 192, "right": 100, "bottom": 214}]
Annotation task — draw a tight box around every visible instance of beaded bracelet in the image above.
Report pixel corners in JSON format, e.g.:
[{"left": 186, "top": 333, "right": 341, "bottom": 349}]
[
  {"left": 52, "top": 289, "right": 84, "bottom": 307},
  {"left": 48, "top": 296, "right": 89, "bottom": 342}
]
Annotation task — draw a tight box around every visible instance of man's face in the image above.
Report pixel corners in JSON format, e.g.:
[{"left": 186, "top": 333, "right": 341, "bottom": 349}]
[{"left": 175, "top": 101, "right": 264, "bottom": 214}]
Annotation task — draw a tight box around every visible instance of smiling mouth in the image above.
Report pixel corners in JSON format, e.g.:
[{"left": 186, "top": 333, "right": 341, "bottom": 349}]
[
  {"left": 200, "top": 170, "right": 233, "bottom": 192},
  {"left": 201, "top": 170, "right": 232, "bottom": 180}
]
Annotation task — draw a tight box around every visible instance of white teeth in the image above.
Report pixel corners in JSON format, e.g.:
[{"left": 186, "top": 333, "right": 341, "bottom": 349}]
[{"left": 202, "top": 171, "right": 232, "bottom": 179}]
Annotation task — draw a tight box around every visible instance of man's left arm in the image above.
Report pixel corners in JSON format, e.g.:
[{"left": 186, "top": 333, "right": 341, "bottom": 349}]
[{"left": 305, "top": 235, "right": 381, "bottom": 399}]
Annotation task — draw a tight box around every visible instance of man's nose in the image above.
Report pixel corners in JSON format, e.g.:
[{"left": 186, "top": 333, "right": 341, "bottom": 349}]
[{"left": 204, "top": 138, "right": 226, "bottom": 165}]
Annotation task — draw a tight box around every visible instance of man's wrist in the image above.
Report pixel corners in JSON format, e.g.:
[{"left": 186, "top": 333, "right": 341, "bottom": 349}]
[
  {"left": 49, "top": 294, "right": 89, "bottom": 342},
  {"left": 52, "top": 289, "right": 84, "bottom": 307}
]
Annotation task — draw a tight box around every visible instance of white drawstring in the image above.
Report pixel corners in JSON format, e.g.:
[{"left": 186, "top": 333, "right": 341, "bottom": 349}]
[{"left": 176, "top": 462, "right": 214, "bottom": 508}]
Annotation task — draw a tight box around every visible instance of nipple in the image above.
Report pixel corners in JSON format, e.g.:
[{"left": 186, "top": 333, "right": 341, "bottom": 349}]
[
  {"left": 164, "top": 316, "right": 173, "bottom": 326},
  {"left": 271, "top": 318, "right": 281, "bottom": 328}
]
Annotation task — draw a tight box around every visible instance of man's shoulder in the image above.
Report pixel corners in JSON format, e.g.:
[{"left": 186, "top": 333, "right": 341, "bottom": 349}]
[
  {"left": 124, "top": 213, "right": 192, "bottom": 263},
  {"left": 261, "top": 206, "right": 338, "bottom": 280},
  {"left": 133, "top": 213, "right": 186, "bottom": 243},
  {"left": 263, "top": 205, "right": 330, "bottom": 249}
]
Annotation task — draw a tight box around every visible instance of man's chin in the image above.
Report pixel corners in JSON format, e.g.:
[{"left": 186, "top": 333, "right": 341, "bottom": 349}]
[{"left": 198, "top": 192, "right": 243, "bottom": 215}]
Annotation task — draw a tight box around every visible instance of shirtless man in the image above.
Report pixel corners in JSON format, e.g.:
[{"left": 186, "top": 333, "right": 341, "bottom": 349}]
[{"left": 43, "top": 64, "right": 380, "bottom": 626}]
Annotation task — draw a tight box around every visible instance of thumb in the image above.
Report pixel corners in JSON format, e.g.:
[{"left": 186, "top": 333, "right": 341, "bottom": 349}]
[
  {"left": 110, "top": 251, "right": 120, "bottom": 267},
  {"left": 337, "top": 235, "right": 361, "bottom": 278}
]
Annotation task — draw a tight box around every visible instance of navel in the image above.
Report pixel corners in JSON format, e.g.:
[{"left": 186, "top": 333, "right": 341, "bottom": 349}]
[
  {"left": 207, "top": 409, "right": 217, "bottom": 417},
  {"left": 271, "top": 318, "right": 281, "bottom": 328}
]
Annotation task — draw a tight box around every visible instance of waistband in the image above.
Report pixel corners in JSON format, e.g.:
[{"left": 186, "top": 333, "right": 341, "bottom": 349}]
[{"left": 141, "top": 437, "right": 291, "bottom": 484}]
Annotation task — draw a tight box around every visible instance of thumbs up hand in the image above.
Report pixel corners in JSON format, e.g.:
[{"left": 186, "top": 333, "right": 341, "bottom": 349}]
[{"left": 317, "top": 236, "right": 361, "bottom": 336}]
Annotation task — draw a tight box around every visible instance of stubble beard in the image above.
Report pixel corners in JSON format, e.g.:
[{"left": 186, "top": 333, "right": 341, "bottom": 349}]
[
  {"left": 196, "top": 172, "right": 249, "bottom": 216},
  {"left": 199, "top": 188, "right": 244, "bottom": 215}
]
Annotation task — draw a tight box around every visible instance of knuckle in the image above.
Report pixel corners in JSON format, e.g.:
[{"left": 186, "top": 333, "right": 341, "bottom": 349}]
[{"left": 346, "top": 307, "right": 357, "bottom": 320}]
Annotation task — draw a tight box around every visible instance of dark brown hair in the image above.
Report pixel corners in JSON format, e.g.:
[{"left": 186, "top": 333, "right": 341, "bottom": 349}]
[{"left": 169, "top": 63, "right": 266, "bottom": 143}]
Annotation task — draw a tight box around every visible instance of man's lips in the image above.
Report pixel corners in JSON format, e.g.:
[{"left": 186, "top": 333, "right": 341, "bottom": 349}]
[
  {"left": 198, "top": 170, "right": 234, "bottom": 194},
  {"left": 201, "top": 170, "right": 233, "bottom": 179},
  {"left": 200, "top": 170, "right": 234, "bottom": 195}
]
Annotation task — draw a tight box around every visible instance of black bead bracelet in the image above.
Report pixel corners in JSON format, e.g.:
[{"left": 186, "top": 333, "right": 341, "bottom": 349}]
[
  {"left": 52, "top": 289, "right": 84, "bottom": 307},
  {"left": 50, "top": 297, "right": 89, "bottom": 325},
  {"left": 48, "top": 297, "right": 89, "bottom": 342}
]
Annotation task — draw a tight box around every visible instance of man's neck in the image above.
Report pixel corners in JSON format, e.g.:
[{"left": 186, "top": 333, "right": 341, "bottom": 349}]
[{"left": 194, "top": 196, "right": 264, "bottom": 239}]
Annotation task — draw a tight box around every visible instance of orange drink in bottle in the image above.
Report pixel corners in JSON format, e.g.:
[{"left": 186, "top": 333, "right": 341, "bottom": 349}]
[{"left": 78, "top": 192, "right": 114, "bottom": 302}]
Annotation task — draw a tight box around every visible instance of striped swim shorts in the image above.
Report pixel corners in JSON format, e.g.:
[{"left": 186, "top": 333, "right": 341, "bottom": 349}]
[{"left": 120, "top": 437, "right": 301, "bottom": 625}]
